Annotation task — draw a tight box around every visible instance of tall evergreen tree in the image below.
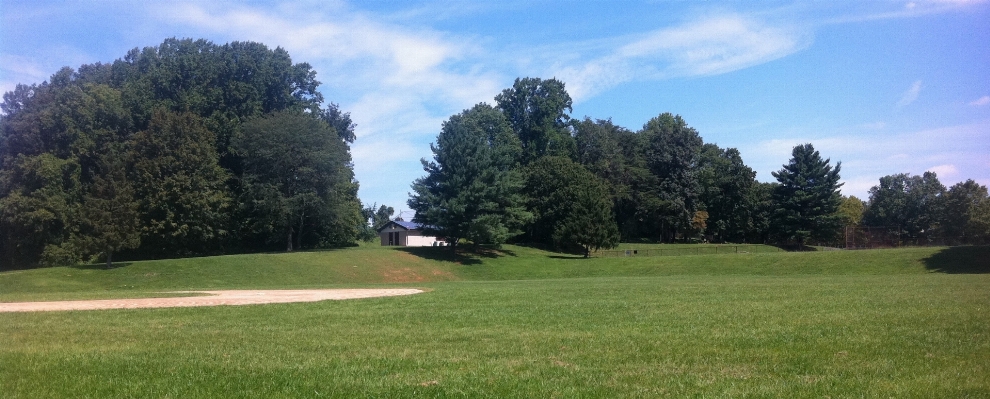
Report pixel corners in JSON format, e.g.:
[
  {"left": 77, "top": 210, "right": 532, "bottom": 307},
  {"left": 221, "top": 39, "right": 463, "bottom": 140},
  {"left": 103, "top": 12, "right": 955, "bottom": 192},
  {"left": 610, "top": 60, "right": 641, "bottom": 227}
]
[
  {"left": 408, "top": 103, "right": 531, "bottom": 247},
  {"left": 572, "top": 117, "right": 654, "bottom": 240},
  {"left": 771, "top": 144, "right": 843, "bottom": 245}
]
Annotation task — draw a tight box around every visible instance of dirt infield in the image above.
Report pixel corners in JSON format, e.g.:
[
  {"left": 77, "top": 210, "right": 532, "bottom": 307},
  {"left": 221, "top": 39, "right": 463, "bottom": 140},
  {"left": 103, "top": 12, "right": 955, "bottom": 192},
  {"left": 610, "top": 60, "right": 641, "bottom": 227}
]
[{"left": 0, "top": 289, "right": 424, "bottom": 312}]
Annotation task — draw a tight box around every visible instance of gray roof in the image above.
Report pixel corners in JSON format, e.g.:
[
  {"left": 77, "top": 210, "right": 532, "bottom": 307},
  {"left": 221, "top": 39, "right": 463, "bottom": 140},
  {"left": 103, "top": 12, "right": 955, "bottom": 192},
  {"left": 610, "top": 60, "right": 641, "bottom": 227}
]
[
  {"left": 394, "top": 220, "right": 422, "bottom": 230},
  {"left": 377, "top": 220, "right": 423, "bottom": 232}
]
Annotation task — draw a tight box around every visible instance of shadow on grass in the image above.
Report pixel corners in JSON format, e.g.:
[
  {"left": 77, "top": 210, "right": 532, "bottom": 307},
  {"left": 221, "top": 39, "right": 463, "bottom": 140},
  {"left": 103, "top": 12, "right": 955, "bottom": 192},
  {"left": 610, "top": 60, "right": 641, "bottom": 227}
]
[
  {"left": 923, "top": 246, "right": 990, "bottom": 274},
  {"left": 69, "top": 262, "right": 135, "bottom": 271},
  {"left": 395, "top": 246, "right": 516, "bottom": 265},
  {"left": 773, "top": 244, "right": 819, "bottom": 252}
]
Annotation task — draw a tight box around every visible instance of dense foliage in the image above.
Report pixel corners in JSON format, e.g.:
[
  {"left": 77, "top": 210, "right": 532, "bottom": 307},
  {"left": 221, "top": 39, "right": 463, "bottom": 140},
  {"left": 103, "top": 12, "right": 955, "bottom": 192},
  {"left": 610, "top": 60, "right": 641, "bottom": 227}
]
[
  {"left": 410, "top": 77, "right": 987, "bottom": 252},
  {"left": 411, "top": 79, "right": 776, "bottom": 252},
  {"left": 0, "top": 38, "right": 362, "bottom": 268},
  {"left": 771, "top": 144, "right": 844, "bottom": 245},
  {"left": 408, "top": 104, "right": 532, "bottom": 247},
  {"left": 5, "top": 49, "right": 986, "bottom": 267},
  {"left": 863, "top": 174, "right": 990, "bottom": 245}
]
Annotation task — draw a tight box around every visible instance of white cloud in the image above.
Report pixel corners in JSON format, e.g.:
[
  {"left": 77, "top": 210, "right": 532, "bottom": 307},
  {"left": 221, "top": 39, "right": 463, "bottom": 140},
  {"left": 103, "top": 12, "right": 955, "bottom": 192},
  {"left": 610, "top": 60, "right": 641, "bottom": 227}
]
[
  {"left": 927, "top": 164, "right": 959, "bottom": 177},
  {"left": 970, "top": 95, "right": 990, "bottom": 106},
  {"left": 740, "top": 120, "right": 990, "bottom": 198},
  {"left": 551, "top": 14, "right": 811, "bottom": 101},
  {"left": 0, "top": 51, "right": 95, "bottom": 98},
  {"left": 153, "top": 1, "right": 507, "bottom": 207},
  {"left": 897, "top": 80, "right": 922, "bottom": 106},
  {"left": 0, "top": 54, "right": 49, "bottom": 97}
]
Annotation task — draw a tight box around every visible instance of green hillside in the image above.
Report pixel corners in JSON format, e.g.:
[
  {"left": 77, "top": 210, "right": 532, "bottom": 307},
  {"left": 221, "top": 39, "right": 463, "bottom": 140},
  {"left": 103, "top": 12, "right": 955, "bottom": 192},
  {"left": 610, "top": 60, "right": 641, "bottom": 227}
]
[
  {"left": 2, "top": 246, "right": 989, "bottom": 398},
  {"left": 0, "top": 245, "right": 974, "bottom": 302}
]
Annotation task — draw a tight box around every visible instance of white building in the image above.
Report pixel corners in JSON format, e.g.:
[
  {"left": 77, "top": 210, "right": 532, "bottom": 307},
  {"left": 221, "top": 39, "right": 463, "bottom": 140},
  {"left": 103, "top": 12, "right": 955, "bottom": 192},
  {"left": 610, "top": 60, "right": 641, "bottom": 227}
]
[{"left": 377, "top": 221, "right": 444, "bottom": 247}]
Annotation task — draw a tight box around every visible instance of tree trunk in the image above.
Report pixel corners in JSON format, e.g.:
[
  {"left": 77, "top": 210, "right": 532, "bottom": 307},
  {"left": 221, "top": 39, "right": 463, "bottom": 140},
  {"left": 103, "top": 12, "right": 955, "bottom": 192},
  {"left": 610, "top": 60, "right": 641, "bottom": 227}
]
[
  {"left": 296, "top": 210, "right": 305, "bottom": 250},
  {"left": 106, "top": 251, "right": 113, "bottom": 269},
  {"left": 287, "top": 226, "right": 294, "bottom": 252}
]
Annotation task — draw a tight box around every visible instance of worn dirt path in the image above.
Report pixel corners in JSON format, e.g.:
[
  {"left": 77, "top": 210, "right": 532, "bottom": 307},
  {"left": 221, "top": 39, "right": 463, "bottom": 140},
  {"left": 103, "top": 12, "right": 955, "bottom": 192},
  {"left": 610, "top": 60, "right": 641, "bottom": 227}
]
[{"left": 0, "top": 289, "right": 424, "bottom": 312}]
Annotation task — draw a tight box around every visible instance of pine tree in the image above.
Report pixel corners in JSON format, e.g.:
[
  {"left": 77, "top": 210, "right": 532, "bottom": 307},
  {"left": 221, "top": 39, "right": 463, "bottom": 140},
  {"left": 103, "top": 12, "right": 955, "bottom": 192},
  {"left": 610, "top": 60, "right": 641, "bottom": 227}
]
[
  {"left": 771, "top": 144, "right": 843, "bottom": 246},
  {"left": 408, "top": 103, "right": 531, "bottom": 248},
  {"left": 77, "top": 157, "right": 141, "bottom": 268}
]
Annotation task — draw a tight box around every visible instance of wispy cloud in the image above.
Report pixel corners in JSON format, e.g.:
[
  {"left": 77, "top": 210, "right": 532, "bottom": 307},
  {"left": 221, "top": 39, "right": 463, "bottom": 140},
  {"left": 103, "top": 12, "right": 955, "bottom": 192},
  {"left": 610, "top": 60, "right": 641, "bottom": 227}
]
[
  {"left": 740, "top": 120, "right": 990, "bottom": 197},
  {"left": 897, "top": 80, "right": 922, "bottom": 106},
  {"left": 0, "top": 54, "right": 50, "bottom": 96},
  {"left": 927, "top": 164, "right": 959, "bottom": 178},
  {"left": 551, "top": 14, "right": 811, "bottom": 101},
  {"left": 970, "top": 95, "right": 990, "bottom": 106},
  {"left": 825, "top": 0, "right": 988, "bottom": 24},
  {"left": 150, "top": 1, "right": 510, "bottom": 209}
]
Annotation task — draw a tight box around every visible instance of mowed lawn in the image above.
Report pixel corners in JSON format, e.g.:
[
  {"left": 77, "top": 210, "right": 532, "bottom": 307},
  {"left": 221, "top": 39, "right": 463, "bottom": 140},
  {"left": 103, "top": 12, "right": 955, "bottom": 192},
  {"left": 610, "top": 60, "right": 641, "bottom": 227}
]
[{"left": 1, "top": 246, "right": 988, "bottom": 397}]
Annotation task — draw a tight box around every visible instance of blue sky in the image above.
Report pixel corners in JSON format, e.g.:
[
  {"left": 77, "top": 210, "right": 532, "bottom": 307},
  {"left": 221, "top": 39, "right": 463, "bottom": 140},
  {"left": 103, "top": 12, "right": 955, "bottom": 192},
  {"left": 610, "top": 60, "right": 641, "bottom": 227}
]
[{"left": 2, "top": 0, "right": 988, "bottom": 217}]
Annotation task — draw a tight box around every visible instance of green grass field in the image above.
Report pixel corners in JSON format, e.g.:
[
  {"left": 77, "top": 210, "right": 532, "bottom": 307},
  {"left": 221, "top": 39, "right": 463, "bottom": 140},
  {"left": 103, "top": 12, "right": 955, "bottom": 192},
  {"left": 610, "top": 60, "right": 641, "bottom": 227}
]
[{"left": 2, "top": 245, "right": 989, "bottom": 397}]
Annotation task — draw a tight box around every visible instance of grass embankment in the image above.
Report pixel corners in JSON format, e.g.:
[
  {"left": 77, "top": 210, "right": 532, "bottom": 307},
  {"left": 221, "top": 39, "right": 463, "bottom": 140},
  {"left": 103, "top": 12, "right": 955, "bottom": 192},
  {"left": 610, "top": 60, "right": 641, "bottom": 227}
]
[
  {"left": 1, "top": 245, "right": 989, "bottom": 397},
  {"left": 0, "top": 245, "right": 961, "bottom": 302}
]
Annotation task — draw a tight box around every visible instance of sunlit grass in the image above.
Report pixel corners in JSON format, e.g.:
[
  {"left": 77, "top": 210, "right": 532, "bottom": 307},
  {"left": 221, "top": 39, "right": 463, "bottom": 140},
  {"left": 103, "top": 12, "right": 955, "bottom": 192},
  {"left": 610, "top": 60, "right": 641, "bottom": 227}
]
[{"left": 1, "top": 246, "right": 988, "bottom": 397}]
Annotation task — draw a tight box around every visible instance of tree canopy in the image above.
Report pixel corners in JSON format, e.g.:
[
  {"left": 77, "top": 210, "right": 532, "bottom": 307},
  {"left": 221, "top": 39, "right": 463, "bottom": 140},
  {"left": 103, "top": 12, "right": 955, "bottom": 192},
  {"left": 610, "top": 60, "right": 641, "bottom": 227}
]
[
  {"left": 408, "top": 103, "right": 531, "bottom": 247},
  {"left": 1, "top": 38, "right": 361, "bottom": 268},
  {"left": 495, "top": 77, "right": 574, "bottom": 163}
]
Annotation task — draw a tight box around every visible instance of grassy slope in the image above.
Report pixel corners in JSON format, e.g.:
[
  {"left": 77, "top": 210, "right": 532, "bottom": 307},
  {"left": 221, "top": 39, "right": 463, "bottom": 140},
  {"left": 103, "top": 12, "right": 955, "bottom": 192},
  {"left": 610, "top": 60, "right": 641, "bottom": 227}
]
[
  {"left": 0, "top": 245, "right": 960, "bottom": 301},
  {"left": 2, "top": 246, "right": 989, "bottom": 398}
]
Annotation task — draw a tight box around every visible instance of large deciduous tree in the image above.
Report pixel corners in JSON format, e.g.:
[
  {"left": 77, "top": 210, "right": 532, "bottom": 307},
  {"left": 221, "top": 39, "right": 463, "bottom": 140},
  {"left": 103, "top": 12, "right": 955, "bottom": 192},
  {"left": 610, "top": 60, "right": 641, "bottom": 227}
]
[
  {"left": 75, "top": 156, "right": 141, "bottom": 269},
  {"left": 129, "top": 110, "right": 230, "bottom": 257},
  {"left": 523, "top": 156, "right": 618, "bottom": 256},
  {"left": 941, "top": 180, "right": 990, "bottom": 244},
  {"left": 771, "top": 144, "right": 843, "bottom": 246},
  {"left": 862, "top": 172, "right": 945, "bottom": 244},
  {"left": 495, "top": 77, "right": 574, "bottom": 163},
  {"left": 640, "top": 113, "right": 703, "bottom": 242},
  {"left": 697, "top": 143, "right": 758, "bottom": 243},
  {"left": 408, "top": 103, "right": 531, "bottom": 248},
  {"left": 1, "top": 38, "right": 360, "bottom": 268},
  {"left": 235, "top": 110, "right": 361, "bottom": 252}
]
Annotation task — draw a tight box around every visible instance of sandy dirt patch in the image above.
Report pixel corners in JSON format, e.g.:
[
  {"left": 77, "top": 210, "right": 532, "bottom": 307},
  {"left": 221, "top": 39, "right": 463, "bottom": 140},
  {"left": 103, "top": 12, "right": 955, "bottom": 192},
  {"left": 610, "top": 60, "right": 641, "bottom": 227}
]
[{"left": 0, "top": 289, "right": 423, "bottom": 313}]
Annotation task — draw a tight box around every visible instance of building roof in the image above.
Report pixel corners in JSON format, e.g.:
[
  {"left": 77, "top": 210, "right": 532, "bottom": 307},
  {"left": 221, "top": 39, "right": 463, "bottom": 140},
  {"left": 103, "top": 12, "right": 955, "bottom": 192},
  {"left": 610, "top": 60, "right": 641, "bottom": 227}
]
[
  {"left": 376, "top": 220, "right": 423, "bottom": 232},
  {"left": 394, "top": 220, "right": 422, "bottom": 230}
]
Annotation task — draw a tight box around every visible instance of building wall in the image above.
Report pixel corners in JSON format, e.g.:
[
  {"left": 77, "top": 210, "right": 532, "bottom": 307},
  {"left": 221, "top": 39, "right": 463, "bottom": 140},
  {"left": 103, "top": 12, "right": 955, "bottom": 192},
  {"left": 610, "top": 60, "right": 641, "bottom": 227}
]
[
  {"left": 378, "top": 227, "right": 440, "bottom": 247},
  {"left": 405, "top": 231, "right": 439, "bottom": 247}
]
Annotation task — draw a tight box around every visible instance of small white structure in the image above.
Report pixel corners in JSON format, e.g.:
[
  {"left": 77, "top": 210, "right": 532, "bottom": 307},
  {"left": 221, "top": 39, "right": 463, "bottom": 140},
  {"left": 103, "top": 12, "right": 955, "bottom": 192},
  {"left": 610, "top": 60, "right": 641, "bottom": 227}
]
[{"left": 377, "top": 221, "right": 444, "bottom": 247}]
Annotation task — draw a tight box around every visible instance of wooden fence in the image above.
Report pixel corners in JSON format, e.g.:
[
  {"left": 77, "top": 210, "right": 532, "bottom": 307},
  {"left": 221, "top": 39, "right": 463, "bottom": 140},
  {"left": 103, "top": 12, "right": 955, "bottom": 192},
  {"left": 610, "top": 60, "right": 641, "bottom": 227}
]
[{"left": 595, "top": 245, "right": 783, "bottom": 258}]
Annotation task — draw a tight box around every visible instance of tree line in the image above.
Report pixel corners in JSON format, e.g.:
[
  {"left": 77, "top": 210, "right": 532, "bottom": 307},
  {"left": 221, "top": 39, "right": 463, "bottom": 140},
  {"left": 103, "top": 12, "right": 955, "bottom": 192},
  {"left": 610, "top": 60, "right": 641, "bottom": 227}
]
[
  {"left": 408, "top": 78, "right": 990, "bottom": 255},
  {"left": 0, "top": 38, "right": 362, "bottom": 268},
  {"left": 3, "top": 46, "right": 987, "bottom": 267},
  {"left": 848, "top": 173, "right": 990, "bottom": 246}
]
